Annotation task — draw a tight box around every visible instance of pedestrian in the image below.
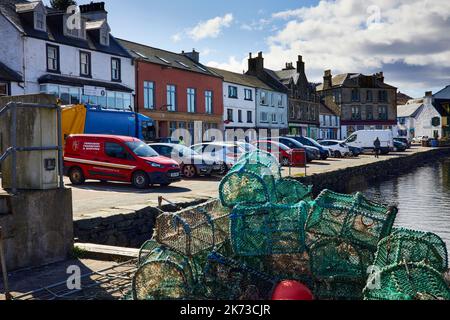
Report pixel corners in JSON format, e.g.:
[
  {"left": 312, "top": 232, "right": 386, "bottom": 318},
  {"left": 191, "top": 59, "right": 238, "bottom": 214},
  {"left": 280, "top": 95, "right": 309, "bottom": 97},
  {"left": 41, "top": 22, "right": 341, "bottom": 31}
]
[
  {"left": 374, "top": 137, "right": 381, "bottom": 158},
  {"left": 179, "top": 136, "right": 185, "bottom": 146}
]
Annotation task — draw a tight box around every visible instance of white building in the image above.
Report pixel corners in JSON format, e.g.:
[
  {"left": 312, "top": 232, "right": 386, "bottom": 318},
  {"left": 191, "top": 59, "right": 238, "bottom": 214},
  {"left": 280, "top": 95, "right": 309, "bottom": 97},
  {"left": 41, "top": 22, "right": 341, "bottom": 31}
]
[
  {"left": 319, "top": 103, "right": 341, "bottom": 140},
  {"left": 0, "top": 0, "right": 135, "bottom": 110},
  {"left": 397, "top": 92, "right": 445, "bottom": 140}
]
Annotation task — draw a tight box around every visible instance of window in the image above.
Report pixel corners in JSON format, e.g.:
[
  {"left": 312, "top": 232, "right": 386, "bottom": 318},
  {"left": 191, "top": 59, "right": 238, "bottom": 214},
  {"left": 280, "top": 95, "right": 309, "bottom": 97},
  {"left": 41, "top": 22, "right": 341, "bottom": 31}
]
[
  {"left": 378, "top": 90, "right": 388, "bottom": 102},
  {"left": 105, "top": 142, "right": 131, "bottom": 160},
  {"left": 351, "top": 106, "right": 361, "bottom": 120},
  {"left": 247, "top": 111, "right": 252, "bottom": 123},
  {"left": 205, "top": 90, "right": 213, "bottom": 114},
  {"left": 333, "top": 90, "right": 341, "bottom": 103},
  {"left": 176, "top": 61, "right": 190, "bottom": 68},
  {"left": 169, "top": 122, "right": 177, "bottom": 136},
  {"left": 111, "top": 58, "right": 121, "bottom": 82},
  {"left": 0, "top": 83, "right": 8, "bottom": 96},
  {"left": 366, "top": 90, "right": 373, "bottom": 102},
  {"left": 366, "top": 106, "right": 373, "bottom": 120},
  {"left": 156, "top": 56, "right": 170, "bottom": 64},
  {"left": 228, "top": 86, "right": 238, "bottom": 98},
  {"left": 46, "top": 44, "right": 60, "bottom": 72},
  {"left": 35, "top": 12, "right": 45, "bottom": 31},
  {"left": 144, "top": 81, "right": 155, "bottom": 110},
  {"left": 227, "top": 109, "right": 233, "bottom": 122},
  {"left": 100, "top": 28, "right": 109, "bottom": 46},
  {"left": 378, "top": 106, "right": 388, "bottom": 120},
  {"left": 351, "top": 88, "right": 360, "bottom": 102},
  {"left": 277, "top": 95, "right": 283, "bottom": 107},
  {"left": 244, "top": 89, "right": 252, "bottom": 101},
  {"left": 79, "top": 51, "right": 91, "bottom": 77},
  {"left": 115, "top": 92, "right": 124, "bottom": 109},
  {"left": 260, "top": 91, "right": 268, "bottom": 105},
  {"left": 347, "top": 134, "right": 357, "bottom": 143},
  {"left": 238, "top": 110, "right": 242, "bottom": 123},
  {"left": 167, "top": 85, "right": 176, "bottom": 111},
  {"left": 69, "top": 88, "right": 80, "bottom": 104},
  {"left": 271, "top": 113, "right": 277, "bottom": 123},
  {"left": 187, "top": 88, "right": 196, "bottom": 113},
  {"left": 261, "top": 112, "right": 268, "bottom": 123}
]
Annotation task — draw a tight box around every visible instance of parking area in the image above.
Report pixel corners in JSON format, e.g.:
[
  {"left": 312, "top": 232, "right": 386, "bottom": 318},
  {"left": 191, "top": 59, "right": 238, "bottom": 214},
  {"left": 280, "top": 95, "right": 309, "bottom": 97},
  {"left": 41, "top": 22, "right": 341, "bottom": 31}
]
[{"left": 63, "top": 146, "right": 427, "bottom": 219}]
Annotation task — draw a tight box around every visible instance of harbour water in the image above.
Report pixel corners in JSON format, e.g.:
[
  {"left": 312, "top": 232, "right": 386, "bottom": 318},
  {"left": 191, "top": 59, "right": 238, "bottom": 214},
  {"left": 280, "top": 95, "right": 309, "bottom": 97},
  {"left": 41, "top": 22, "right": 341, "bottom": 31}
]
[{"left": 353, "top": 157, "right": 450, "bottom": 259}]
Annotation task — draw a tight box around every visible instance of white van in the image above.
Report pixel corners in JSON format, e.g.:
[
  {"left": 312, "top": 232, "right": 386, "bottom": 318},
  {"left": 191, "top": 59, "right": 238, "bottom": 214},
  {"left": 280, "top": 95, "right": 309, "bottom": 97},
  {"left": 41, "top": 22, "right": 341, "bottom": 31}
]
[{"left": 344, "top": 130, "right": 393, "bottom": 154}]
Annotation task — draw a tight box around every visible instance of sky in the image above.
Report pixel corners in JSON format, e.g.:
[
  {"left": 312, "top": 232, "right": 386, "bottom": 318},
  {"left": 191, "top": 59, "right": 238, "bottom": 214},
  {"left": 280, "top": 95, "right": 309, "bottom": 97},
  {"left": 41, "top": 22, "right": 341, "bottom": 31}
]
[{"left": 43, "top": 0, "right": 450, "bottom": 98}]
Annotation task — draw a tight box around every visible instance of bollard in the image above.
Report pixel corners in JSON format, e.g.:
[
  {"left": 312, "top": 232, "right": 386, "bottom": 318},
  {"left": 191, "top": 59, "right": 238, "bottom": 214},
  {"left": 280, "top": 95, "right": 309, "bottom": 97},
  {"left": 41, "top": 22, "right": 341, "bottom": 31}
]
[{"left": 0, "top": 226, "right": 12, "bottom": 300}]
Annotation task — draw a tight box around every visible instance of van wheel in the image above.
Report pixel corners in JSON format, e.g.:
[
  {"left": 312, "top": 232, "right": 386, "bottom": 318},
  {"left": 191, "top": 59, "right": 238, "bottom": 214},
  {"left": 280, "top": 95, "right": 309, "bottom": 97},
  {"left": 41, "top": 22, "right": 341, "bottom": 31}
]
[
  {"left": 69, "top": 167, "right": 85, "bottom": 185},
  {"left": 182, "top": 165, "right": 197, "bottom": 178},
  {"left": 132, "top": 171, "right": 149, "bottom": 189}
]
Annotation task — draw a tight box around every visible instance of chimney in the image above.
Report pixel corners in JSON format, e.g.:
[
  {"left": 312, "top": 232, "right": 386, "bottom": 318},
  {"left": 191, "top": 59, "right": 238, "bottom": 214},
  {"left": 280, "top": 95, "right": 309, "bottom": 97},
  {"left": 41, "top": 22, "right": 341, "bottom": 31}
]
[
  {"left": 80, "top": 2, "right": 107, "bottom": 21},
  {"left": 424, "top": 91, "right": 433, "bottom": 105},
  {"left": 375, "top": 71, "right": 384, "bottom": 83},
  {"left": 247, "top": 51, "right": 264, "bottom": 75},
  {"left": 283, "top": 62, "right": 294, "bottom": 70},
  {"left": 425, "top": 91, "right": 433, "bottom": 97},
  {"left": 296, "top": 55, "right": 305, "bottom": 74},
  {"left": 323, "top": 70, "right": 332, "bottom": 90},
  {"left": 183, "top": 49, "right": 200, "bottom": 63}
]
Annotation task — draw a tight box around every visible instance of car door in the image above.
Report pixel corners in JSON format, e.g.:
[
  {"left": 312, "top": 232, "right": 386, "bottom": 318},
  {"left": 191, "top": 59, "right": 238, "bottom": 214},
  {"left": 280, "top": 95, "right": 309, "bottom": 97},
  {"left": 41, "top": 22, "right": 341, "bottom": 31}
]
[{"left": 93, "top": 140, "right": 137, "bottom": 182}]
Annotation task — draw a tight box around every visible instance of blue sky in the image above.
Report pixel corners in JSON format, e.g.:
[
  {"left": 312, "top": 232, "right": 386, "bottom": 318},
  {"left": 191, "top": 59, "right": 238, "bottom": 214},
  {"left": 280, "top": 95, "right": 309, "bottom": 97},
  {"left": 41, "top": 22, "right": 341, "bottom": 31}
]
[{"left": 43, "top": 0, "right": 450, "bottom": 98}]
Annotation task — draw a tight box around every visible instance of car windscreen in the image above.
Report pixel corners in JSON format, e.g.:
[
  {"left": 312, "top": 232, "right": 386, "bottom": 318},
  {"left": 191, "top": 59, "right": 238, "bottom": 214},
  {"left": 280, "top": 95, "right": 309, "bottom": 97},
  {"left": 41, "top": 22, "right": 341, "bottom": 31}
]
[
  {"left": 305, "top": 137, "right": 321, "bottom": 147},
  {"left": 126, "top": 141, "right": 159, "bottom": 157}
]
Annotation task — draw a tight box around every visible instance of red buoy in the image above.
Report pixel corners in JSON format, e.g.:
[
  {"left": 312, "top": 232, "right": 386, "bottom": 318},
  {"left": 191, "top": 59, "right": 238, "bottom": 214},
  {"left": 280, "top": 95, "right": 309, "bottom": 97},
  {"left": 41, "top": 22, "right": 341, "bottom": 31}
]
[{"left": 271, "top": 280, "right": 314, "bottom": 300}]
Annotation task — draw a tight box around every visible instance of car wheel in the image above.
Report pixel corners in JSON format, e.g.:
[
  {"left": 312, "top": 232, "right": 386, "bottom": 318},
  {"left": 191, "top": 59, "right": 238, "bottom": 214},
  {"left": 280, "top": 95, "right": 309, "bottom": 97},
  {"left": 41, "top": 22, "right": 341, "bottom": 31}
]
[
  {"left": 219, "top": 163, "right": 228, "bottom": 175},
  {"left": 335, "top": 151, "right": 342, "bottom": 158},
  {"left": 69, "top": 167, "right": 85, "bottom": 185},
  {"left": 132, "top": 171, "right": 149, "bottom": 189},
  {"left": 281, "top": 157, "right": 290, "bottom": 166},
  {"left": 182, "top": 165, "right": 197, "bottom": 178}
]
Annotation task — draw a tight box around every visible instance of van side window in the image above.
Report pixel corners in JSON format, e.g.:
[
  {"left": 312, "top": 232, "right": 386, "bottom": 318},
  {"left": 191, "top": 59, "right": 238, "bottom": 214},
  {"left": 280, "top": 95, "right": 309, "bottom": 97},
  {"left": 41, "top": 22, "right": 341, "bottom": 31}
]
[
  {"left": 347, "top": 135, "right": 357, "bottom": 143},
  {"left": 105, "top": 142, "right": 132, "bottom": 160}
]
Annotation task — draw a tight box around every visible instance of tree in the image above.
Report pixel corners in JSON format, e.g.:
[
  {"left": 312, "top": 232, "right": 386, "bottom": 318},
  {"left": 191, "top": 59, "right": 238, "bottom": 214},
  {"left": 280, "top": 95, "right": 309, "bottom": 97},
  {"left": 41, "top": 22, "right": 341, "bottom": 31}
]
[{"left": 50, "top": 0, "right": 77, "bottom": 11}]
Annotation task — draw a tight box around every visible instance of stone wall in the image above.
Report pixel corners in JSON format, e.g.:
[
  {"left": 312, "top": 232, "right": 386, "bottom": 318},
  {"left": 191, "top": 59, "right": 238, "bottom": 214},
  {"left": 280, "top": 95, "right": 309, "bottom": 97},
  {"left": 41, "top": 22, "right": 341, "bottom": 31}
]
[{"left": 74, "top": 199, "right": 207, "bottom": 248}]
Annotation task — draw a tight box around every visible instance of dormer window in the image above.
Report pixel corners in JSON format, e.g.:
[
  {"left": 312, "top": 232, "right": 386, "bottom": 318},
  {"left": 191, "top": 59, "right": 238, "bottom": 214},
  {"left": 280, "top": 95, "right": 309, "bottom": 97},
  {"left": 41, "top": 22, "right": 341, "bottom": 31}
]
[
  {"left": 100, "top": 27, "right": 109, "bottom": 46},
  {"left": 35, "top": 11, "right": 46, "bottom": 31},
  {"left": 64, "top": 15, "right": 86, "bottom": 40},
  {"left": 16, "top": 1, "right": 47, "bottom": 32}
]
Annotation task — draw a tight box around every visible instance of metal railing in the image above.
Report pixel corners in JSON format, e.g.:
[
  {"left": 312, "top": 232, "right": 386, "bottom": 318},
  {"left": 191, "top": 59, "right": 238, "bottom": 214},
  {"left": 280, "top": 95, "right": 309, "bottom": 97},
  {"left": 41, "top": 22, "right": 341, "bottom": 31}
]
[{"left": 0, "top": 102, "right": 64, "bottom": 193}]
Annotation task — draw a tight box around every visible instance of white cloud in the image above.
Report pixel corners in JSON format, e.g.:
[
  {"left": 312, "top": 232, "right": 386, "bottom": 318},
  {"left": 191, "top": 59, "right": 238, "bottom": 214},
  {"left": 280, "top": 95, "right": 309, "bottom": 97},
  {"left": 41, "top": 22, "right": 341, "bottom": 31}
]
[
  {"left": 262, "top": 0, "right": 450, "bottom": 96},
  {"left": 188, "top": 13, "right": 234, "bottom": 41},
  {"left": 206, "top": 56, "right": 247, "bottom": 73},
  {"left": 171, "top": 33, "right": 182, "bottom": 43}
]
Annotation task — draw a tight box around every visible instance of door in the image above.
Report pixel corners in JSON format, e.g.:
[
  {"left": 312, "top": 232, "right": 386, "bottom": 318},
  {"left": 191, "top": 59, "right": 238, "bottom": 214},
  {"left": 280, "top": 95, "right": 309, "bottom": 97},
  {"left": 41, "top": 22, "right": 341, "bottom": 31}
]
[{"left": 89, "top": 141, "right": 137, "bottom": 182}]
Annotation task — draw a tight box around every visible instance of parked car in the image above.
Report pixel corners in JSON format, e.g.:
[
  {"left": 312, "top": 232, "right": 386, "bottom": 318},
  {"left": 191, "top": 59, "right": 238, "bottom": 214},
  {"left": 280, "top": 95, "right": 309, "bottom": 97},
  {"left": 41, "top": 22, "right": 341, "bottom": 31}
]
[
  {"left": 394, "top": 137, "right": 412, "bottom": 149},
  {"left": 64, "top": 134, "right": 181, "bottom": 189},
  {"left": 285, "top": 135, "right": 330, "bottom": 160},
  {"left": 190, "top": 142, "right": 246, "bottom": 173},
  {"left": 252, "top": 140, "right": 306, "bottom": 167},
  {"left": 149, "top": 143, "right": 221, "bottom": 178},
  {"left": 318, "top": 140, "right": 351, "bottom": 158},
  {"left": 347, "top": 145, "right": 364, "bottom": 157},
  {"left": 393, "top": 140, "right": 407, "bottom": 152},
  {"left": 412, "top": 136, "right": 429, "bottom": 144},
  {"left": 345, "top": 130, "right": 393, "bottom": 155},
  {"left": 271, "top": 137, "right": 321, "bottom": 162}
]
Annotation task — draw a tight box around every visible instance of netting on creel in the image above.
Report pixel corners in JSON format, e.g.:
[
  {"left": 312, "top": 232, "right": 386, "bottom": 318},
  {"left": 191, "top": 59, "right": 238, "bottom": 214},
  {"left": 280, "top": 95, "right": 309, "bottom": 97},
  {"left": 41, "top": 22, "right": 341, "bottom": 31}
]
[
  {"left": 132, "top": 243, "right": 201, "bottom": 300},
  {"left": 374, "top": 228, "right": 448, "bottom": 273},
  {"left": 305, "top": 189, "right": 398, "bottom": 251},
  {"left": 230, "top": 201, "right": 309, "bottom": 257},
  {"left": 219, "top": 151, "right": 282, "bottom": 208},
  {"left": 275, "top": 178, "right": 313, "bottom": 204},
  {"left": 155, "top": 199, "right": 230, "bottom": 257},
  {"left": 202, "top": 251, "right": 277, "bottom": 300},
  {"left": 309, "top": 237, "right": 375, "bottom": 300},
  {"left": 363, "top": 262, "right": 450, "bottom": 300}
]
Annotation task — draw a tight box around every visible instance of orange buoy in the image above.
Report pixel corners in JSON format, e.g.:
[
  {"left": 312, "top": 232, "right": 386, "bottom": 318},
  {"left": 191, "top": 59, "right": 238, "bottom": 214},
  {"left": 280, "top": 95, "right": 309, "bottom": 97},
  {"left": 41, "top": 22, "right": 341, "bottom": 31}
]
[{"left": 271, "top": 280, "right": 314, "bottom": 300}]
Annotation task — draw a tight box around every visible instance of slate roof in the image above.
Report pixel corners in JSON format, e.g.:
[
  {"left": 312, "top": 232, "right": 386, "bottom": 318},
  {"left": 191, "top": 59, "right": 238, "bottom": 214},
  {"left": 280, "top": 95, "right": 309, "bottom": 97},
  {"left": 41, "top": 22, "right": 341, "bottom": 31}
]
[
  {"left": 0, "top": 61, "right": 23, "bottom": 82},
  {"left": 274, "top": 69, "right": 298, "bottom": 86},
  {"left": 320, "top": 102, "right": 339, "bottom": 116},
  {"left": 117, "top": 38, "right": 220, "bottom": 78},
  {"left": 207, "top": 67, "right": 273, "bottom": 91},
  {"left": 397, "top": 103, "right": 423, "bottom": 118},
  {"left": 38, "top": 74, "right": 133, "bottom": 92},
  {"left": 316, "top": 73, "right": 396, "bottom": 91},
  {"left": 0, "top": 0, "right": 132, "bottom": 58}
]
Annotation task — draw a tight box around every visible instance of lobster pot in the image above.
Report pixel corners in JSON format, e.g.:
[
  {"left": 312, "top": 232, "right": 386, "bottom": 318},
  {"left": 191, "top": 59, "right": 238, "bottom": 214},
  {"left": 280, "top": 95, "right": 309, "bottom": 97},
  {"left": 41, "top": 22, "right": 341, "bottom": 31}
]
[
  {"left": 203, "top": 252, "right": 276, "bottom": 300},
  {"left": 219, "top": 151, "right": 281, "bottom": 208},
  {"left": 305, "top": 190, "right": 398, "bottom": 251},
  {"left": 230, "top": 202, "right": 309, "bottom": 257},
  {"left": 155, "top": 199, "right": 230, "bottom": 256},
  {"left": 275, "top": 178, "right": 313, "bottom": 205},
  {"left": 132, "top": 244, "right": 199, "bottom": 300},
  {"left": 309, "top": 238, "right": 375, "bottom": 300},
  {"left": 265, "top": 252, "right": 312, "bottom": 285},
  {"left": 363, "top": 262, "right": 450, "bottom": 300},
  {"left": 374, "top": 228, "right": 448, "bottom": 273}
]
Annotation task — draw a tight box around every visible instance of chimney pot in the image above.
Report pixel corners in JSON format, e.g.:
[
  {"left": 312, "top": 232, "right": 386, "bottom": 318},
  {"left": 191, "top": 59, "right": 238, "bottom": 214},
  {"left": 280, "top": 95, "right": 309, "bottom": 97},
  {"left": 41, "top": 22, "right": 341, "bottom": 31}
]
[
  {"left": 425, "top": 91, "right": 433, "bottom": 97},
  {"left": 258, "top": 52, "right": 263, "bottom": 58},
  {"left": 249, "top": 52, "right": 252, "bottom": 58}
]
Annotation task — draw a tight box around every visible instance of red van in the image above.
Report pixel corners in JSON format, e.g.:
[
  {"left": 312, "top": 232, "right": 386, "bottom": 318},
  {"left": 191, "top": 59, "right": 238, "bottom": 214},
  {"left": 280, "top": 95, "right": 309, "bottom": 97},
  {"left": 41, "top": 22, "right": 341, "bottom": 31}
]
[{"left": 64, "top": 134, "right": 181, "bottom": 189}]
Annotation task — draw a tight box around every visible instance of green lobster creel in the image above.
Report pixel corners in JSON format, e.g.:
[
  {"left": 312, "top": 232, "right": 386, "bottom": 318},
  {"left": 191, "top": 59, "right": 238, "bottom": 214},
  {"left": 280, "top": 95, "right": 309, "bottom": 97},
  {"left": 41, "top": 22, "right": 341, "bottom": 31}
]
[
  {"left": 309, "top": 237, "right": 375, "bottom": 300},
  {"left": 219, "top": 151, "right": 281, "bottom": 208},
  {"left": 275, "top": 178, "right": 313, "bottom": 204},
  {"left": 305, "top": 189, "right": 398, "bottom": 251},
  {"left": 374, "top": 228, "right": 448, "bottom": 273},
  {"left": 202, "top": 251, "right": 277, "bottom": 300},
  {"left": 155, "top": 199, "right": 230, "bottom": 257},
  {"left": 230, "top": 201, "right": 309, "bottom": 256},
  {"left": 363, "top": 262, "right": 450, "bottom": 300},
  {"left": 132, "top": 243, "right": 200, "bottom": 300}
]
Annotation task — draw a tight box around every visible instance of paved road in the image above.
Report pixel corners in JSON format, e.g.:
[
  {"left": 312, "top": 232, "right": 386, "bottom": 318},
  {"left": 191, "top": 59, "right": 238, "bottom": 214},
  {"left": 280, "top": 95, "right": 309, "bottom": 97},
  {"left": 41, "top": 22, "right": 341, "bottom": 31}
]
[{"left": 0, "top": 146, "right": 430, "bottom": 219}]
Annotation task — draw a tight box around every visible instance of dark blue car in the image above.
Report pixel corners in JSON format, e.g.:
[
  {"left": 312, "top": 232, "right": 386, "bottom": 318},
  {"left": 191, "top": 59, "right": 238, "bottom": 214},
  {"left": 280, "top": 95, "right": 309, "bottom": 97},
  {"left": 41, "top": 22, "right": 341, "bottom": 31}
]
[{"left": 285, "top": 135, "right": 330, "bottom": 160}]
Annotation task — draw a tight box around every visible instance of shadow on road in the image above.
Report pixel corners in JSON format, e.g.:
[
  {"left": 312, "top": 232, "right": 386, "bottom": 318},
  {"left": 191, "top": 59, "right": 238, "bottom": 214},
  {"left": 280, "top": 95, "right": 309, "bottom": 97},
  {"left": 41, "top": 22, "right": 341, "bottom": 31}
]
[{"left": 67, "top": 181, "right": 192, "bottom": 194}]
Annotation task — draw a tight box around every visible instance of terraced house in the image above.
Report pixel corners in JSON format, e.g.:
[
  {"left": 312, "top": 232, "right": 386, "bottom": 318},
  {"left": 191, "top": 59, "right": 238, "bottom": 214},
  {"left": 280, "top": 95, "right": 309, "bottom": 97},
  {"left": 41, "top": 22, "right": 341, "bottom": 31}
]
[
  {"left": 317, "top": 70, "right": 397, "bottom": 139},
  {"left": 0, "top": 1, "right": 135, "bottom": 109},
  {"left": 271, "top": 56, "right": 321, "bottom": 138},
  {"left": 118, "top": 40, "right": 223, "bottom": 143}
]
